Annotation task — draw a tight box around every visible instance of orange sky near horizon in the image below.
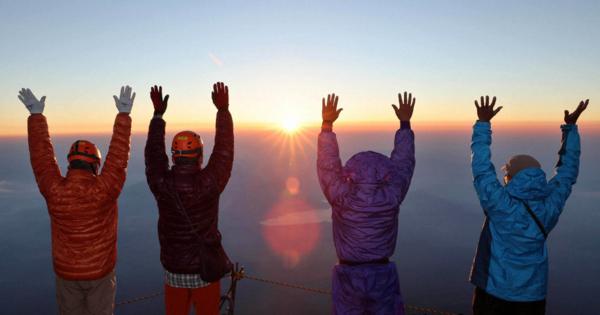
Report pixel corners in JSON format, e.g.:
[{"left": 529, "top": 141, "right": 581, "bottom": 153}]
[{"left": 1, "top": 116, "right": 599, "bottom": 137}]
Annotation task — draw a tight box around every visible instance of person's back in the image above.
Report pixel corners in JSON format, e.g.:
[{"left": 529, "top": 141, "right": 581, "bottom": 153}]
[
  {"left": 153, "top": 158, "right": 230, "bottom": 274},
  {"left": 469, "top": 96, "right": 588, "bottom": 315},
  {"left": 317, "top": 92, "right": 416, "bottom": 315},
  {"left": 324, "top": 147, "right": 412, "bottom": 262},
  {"left": 22, "top": 86, "right": 134, "bottom": 315},
  {"left": 145, "top": 83, "right": 233, "bottom": 315}
]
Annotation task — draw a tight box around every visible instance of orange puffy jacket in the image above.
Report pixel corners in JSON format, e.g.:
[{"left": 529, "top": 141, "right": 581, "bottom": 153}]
[{"left": 27, "top": 113, "right": 131, "bottom": 280}]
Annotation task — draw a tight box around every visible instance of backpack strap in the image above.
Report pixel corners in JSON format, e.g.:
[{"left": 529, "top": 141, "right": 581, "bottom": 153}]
[{"left": 519, "top": 200, "right": 548, "bottom": 240}]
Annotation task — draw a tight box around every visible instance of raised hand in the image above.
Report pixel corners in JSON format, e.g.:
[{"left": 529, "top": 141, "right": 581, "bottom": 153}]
[
  {"left": 564, "top": 99, "right": 589, "bottom": 125},
  {"left": 18, "top": 88, "right": 46, "bottom": 114},
  {"left": 212, "top": 82, "right": 229, "bottom": 110},
  {"left": 322, "top": 93, "right": 342, "bottom": 126},
  {"left": 392, "top": 91, "right": 415, "bottom": 122},
  {"left": 475, "top": 95, "right": 502, "bottom": 122},
  {"left": 113, "top": 85, "right": 135, "bottom": 114},
  {"left": 150, "top": 85, "right": 169, "bottom": 116}
]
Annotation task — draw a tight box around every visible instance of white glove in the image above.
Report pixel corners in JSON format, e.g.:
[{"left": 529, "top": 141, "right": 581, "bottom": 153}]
[
  {"left": 18, "top": 88, "right": 46, "bottom": 114},
  {"left": 113, "top": 85, "right": 136, "bottom": 114}
]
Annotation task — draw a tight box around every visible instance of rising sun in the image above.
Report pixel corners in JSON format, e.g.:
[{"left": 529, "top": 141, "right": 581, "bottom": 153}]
[{"left": 281, "top": 117, "right": 301, "bottom": 134}]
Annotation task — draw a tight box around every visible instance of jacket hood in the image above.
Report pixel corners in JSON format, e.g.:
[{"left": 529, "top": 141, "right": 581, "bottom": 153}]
[
  {"left": 505, "top": 167, "right": 551, "bottom": 200},
  {"left": 343, "top": 151, "right": 395, "bottom": 184},
  {"left": 341, "top": 151, "right": 401, "bottom": 210}
]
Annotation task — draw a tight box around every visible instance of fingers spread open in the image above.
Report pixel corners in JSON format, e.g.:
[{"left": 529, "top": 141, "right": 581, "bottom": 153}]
[
  {"left": 474, "top": 100, "right": 480, "bottom": 108},
  {"left": 412, "top": 97, "right": 416, "bottom": 107},
  {"left": 491, "top": 96, "right": 497, "bottom": 107}
]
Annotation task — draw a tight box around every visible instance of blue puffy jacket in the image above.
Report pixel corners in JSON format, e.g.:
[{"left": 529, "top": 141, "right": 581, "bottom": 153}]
[{"left": 470, "top": 121, "right": 580, "bottom": 302}]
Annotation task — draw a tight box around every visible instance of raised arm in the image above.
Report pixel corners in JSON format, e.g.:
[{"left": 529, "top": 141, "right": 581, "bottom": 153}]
[
  {"left": 545, "top": 100, "right": 588, "bottom": 227},
  {"left": 20, "top": 89, "right": 62, "bottom": 197},
  {"left": 317, "top": 93, "right": 348, "bottom": 204},
  {"left": 471, "top": 96, "right": 509, "bottom": 214},
  {"left": 99, "top": 86, "right": 134, "bottom": 197},
  {"left": 390, "top": 92, "right": 416, "bottom": 200},
  {"left": 145, "top": 85, "right": 170, "bottom": 193},
  {"left": 204, "top": 82, "right": 234, "bottom": 193}
]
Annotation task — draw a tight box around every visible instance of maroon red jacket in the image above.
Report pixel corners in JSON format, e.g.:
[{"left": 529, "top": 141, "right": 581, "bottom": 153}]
[{"left": 145, "top": 110, "right": 233, "bottom": 281}]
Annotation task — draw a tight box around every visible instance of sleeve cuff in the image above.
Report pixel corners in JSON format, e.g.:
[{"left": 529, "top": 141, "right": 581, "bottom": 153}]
[
  {"left": 321, "top": 121, "right": 333, "bottom": 132},
  {"left": 475, "top": 121, "right": 491, "bottom": 128}
]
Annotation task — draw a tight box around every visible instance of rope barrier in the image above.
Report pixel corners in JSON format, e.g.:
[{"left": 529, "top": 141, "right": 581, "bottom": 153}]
[
  {"left": 115, "top": 291, "right": 163, "bottom": 306},
  {"left": 242, "top": 274, "right": 332, "bottom": 295},
  {"left": 240, "top": 273, "right": 460, "bottom": 315},
  {"left": 115, "top": 264, "right": 461, "bottom": 315}
]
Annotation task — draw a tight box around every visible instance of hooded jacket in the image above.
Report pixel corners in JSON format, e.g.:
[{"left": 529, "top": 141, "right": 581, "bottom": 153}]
[
  {"left": 145, "top": 110, "right": 233, "bottom": 280},
  {"left": 470, "top": 121, "right": 580, "bottom": 301},
  {"left": 317, "top": 124, "right": 415, "bottom": 262},
  {"left": 28, "top": 113, "right": 131, "bottom": 280}
]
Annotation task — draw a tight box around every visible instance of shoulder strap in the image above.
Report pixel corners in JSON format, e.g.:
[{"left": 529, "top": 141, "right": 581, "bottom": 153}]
[
  {"left": 165, "top": 178, "right": 206, "bottom": 241},
  {"left": 520, "top": 200, "right": 548, "bottom": 240}
]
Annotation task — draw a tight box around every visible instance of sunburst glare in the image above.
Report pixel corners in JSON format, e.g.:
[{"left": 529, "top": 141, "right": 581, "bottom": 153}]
[{"left": 281, "top": 117, "right": 301, "bottom": 134}]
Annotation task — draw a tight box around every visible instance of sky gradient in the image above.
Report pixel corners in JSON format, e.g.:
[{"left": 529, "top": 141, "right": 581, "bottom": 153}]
[{"left": 1, "top": 0, "right": 599, "bottom": 135}]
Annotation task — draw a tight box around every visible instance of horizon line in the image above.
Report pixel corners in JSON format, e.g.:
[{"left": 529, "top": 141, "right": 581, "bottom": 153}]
[{"left": 1, "top": 120, "right": 599, "bottom": 137}]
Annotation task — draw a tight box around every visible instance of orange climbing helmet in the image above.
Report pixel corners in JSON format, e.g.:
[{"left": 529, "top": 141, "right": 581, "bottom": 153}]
[
  {"left": 67, "top": 140, "right": 102, "bottom": 166},
  {"left": 171, "top": 131, "right": 203, "bottom": 159}
]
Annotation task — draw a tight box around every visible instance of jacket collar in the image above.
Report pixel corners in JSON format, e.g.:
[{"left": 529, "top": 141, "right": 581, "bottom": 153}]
[
  {"left": 66, "top": 168, "right": 96, "bottom": 178},
  {"left": 172, "top": 164, "right": 201, "bottom": 174},
  {"left": 505, "top": 167, "right": 551, "bottom": 200}
]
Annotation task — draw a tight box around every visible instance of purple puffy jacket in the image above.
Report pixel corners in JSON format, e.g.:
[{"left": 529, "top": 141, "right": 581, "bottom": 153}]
[{"left": 317, "top": 124, "right": 415, "bottom": 262}]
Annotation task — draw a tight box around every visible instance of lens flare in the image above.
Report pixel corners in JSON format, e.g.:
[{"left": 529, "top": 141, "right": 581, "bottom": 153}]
[
  {"left": 285, "top": 176, "right": 300, "bottom": 195},
  {"left": 261, "top": 197, "right": 321, "bottom": 268}
]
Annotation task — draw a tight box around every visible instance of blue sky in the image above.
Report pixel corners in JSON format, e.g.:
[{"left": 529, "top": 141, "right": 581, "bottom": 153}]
[{"left": 0, "top": 0, "right": 598, "bottom": 134}]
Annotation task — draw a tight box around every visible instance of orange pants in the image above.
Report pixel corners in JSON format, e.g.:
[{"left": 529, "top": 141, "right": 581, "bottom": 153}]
[{"left": 164, "top": 281, "right": 221, "bottom": 315}]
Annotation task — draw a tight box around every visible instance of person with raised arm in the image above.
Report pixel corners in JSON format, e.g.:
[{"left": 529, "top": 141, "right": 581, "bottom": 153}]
[
  {"left": 317, "top": 92, "right": 416, "bottom": 315},
  {"left": 20, "top": 86, "right": 134, "bottom": 315},
  {"left": 470, "top": 96, "right": 589, "bottom": 315},
  {"left": 145, "top": 83, "right": 234, "bottom": 315}
]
